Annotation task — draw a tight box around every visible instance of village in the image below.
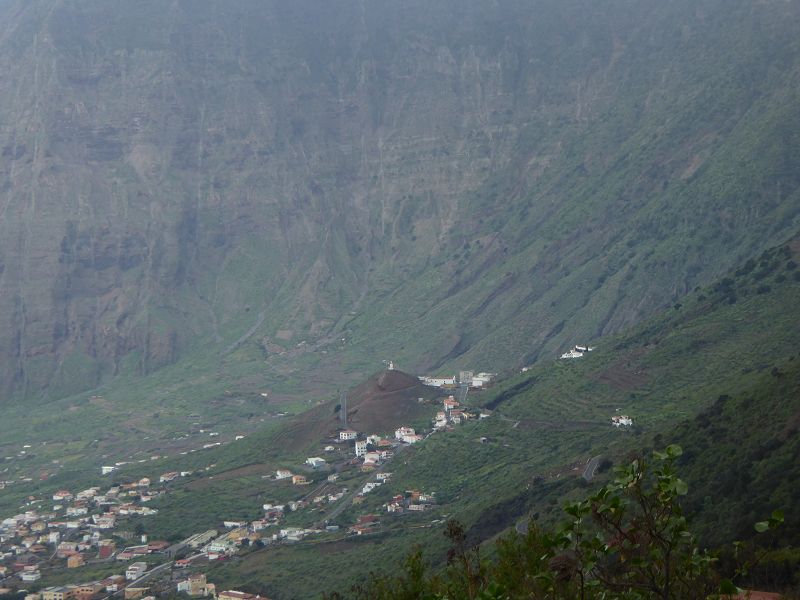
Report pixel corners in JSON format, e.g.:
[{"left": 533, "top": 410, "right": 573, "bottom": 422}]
[
  {"left": 0, "top": 356, "right": 634, "bottom": 600},
  {"left": 0, "top": 369, "right": 496, "bottom": 600}
]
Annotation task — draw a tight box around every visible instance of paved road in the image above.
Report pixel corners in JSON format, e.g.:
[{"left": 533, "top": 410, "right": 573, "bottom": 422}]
[
  {"left": 582, "top": 455, "right": 602, "bottom": 482},
  {"left": 457, "top": 382, "right": 470, "bottom": 405},
  {"left": 300, "top": 479, "right": 330, "bottom": 503}
]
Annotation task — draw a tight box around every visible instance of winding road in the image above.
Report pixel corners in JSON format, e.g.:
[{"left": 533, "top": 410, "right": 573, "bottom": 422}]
[{"left": 582, "top": 455, "right": 602, "bottom": 482}]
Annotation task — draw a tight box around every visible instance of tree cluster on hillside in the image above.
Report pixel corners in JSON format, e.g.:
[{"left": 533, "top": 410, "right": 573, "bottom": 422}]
[{"left": 326, "top": 447, "right": 789, "bottom": 600}]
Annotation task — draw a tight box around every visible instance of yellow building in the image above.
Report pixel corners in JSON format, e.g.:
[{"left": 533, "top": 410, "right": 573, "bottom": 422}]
[
  {"left": 66, "top": 555, "right": 85, "bottom": 569},
  {"left": 41, "top": 587, "right": 74, "bottom": 600},
  {"left": 124, "top": 588, "right": 149, "bottom": 600}
]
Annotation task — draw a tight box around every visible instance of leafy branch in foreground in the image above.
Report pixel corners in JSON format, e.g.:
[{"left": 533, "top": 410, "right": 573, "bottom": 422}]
[{"left": 325, "top": 446, "right": 783, "bottom": 600}]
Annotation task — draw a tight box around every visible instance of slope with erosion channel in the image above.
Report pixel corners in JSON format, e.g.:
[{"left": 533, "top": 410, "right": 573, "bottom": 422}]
[
  {"left": 262, "top": 369, "right": 442, "bottom": 456},
  {"left": 2, "top": 239, "right": 795, "bottom": 600},
  {"left": 0, "top": 0, "right": 799, "bottom": 405},
  {"left": 199, "top": 236, "right": 800, "bottom": 599}
]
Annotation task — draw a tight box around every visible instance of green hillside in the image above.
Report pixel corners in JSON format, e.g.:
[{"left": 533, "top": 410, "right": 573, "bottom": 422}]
[
  {"left": 0, "top": 2, "right": 798, "bottom": 597},
  {"left": 1, "top": 237, "right": 797, "bottom": 599},
  {"left": 177, "top": 238, "right": 800, "bottom": 598},
  {"left": 0, "top": 0, "right": 799, "bottom": 409}
]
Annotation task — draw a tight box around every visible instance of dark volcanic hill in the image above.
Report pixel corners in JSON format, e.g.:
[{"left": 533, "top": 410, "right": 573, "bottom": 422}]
[
  {"left": 342, "top": 369, "right": 440, "bottom": 433},
  {"left": 0, "top": 0, "right": 799, "bottom": 401},
  {"left": 263, "top": 369, "right": 440, "bottom": 453}
]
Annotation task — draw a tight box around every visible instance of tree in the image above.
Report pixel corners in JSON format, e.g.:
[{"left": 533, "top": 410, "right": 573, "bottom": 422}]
[{"left": 328, "top": 447, "right": 782, "bottom": 599}]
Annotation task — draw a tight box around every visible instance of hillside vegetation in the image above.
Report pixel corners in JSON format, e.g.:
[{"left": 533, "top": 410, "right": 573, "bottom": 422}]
[
  {"left": 187, "top": 237, "right": 800, "bottom": 598},
  {"left": 0, "top": 238, "right": 796, "bottom": 599},
  {"left": 0, "top": 0, "right": 798, "bottom": 407}
]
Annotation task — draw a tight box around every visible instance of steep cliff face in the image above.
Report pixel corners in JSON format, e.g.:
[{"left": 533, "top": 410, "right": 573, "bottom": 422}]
[{"left": 0, "top": 0, "right": 798, "bottom": 400}]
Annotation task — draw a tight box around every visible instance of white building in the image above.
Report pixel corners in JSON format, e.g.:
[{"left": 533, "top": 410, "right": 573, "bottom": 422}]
[
  {"left": 362, "top": 482, "right": 382, "bottom": 494},
  {"left": 339, "top": 430, "right": 357, "bottom": 441},
  {"left": 612, "top": 415, "right": 633, "bottom": 427},
  {"left": 306, "top": 457, "right": 326, "bottom": 469},
  {"left": 275, "top": 469, "right": 292, "bottom": 480},
  {"left": 355, "top": 440, "right": 368, "bottom": 457},
  {"left": 223, "top": 521, "right": 246, "bottom": 529},
  {"left": 126, "top": 562, "right": 148, "bottom": 581},
  {"left": 394, "top": 427, "right": 415, "bottom": 441},
  {"left": 363, "top": 451, "right": 381, "bottom": 466},
  {"left": 561, "top": 345, "right": 595, "bottom": 359},
  {"left": 471, "top": 372, "right": 496, "bottom": 387},
  {"left": 205, "top": 538, "right": 234, "bottom": 555},
  {"left": 419, "top": 375, "right": 456, "bottom": 387},
  {"left": 101, "top": 466, "right": 116, "bottom": 475},
  {"left": 159, "top": 472, "right": 179, "bottom": 483},
  {"left": 278, "top": 527, "right": 306, "bottom": 541}
]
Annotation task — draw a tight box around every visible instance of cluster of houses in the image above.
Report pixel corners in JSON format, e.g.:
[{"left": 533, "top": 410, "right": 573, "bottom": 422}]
[
  {"left": 352, "top": 472, "right": 392, "bottom": 502},
  {"left": 202, "top": 484, "right": 363, "bottom": 559},
  {"left": 611, "top": 415, "right": 633, "bottom": 427},
  {"left": 0, "top": 465, "right": 216, "bottom": 596},
  {"left": 13, "top": 573, "right": 264, "bottom": 600},
  {"left": 384, "top": 490, "right": 436, "bottom": 514},
  {"left": 0, "top": 369, "right": 500, "bottom": 598},
  {"left": 559, "top": 345, "right": 595, "bottom": 359},
  {"left": 272, "top": 468, "right": 313, "bottom": 487},
  {"left": 432, "top": 396, "right": 488, "bottom": 430},
  {"left": 202, "top": 514, "right": 330, "bottom": 551},
  {"left": 16, "top": 577, "right": 131, "bottom": 600},
  {"left": 0, "top": 481, "right": 170, "bottom": 583},
  {"left": 0, "top": 528, "right": 177, "bottom": 599},
  {"left": 178, "top": 574, "right": 266, "bottom": 599},
  {"left": 1, "top": 501, "right": 285, "bottom": 597},
  {"left": 348, "top": 488, "right": 437, "bottom": 539},
  {"left": 348, "top": 514, "right": 380, "bottom": 536}
]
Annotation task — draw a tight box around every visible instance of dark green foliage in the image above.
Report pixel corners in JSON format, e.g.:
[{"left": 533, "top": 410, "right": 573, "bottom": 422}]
[
  {"left": 666, "top": 360, "right": 800, "bottom": 552},
  {"left": 328, "top": 449, "right": 780, "bottom": 599},
  {"left": 195, "top": 237, "right": 800, "bottom": 598}
]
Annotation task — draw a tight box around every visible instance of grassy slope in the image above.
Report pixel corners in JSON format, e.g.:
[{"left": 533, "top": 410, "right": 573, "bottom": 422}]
[
  {"left": 3, "top": 1, "right": 800, "bottom": 493},
  {"left": 1, "top": 238, "right": 796, "bottom": 598},
  {"left": 334, "top": 0, "right": 800, "bottom": 378},
  {"left": 1, "top": 0, "right": 798, "bottom": 415},
  {"left": 189, "top": 239, "right": 800, "bottom": 598},
  {"left": 671, "top": 359, "right": 800, "bottom": 548}
]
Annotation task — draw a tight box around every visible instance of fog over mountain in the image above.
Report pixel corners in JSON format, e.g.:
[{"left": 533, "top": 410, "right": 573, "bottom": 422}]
[
  {"left": 1, "top": 2, "right": 800, "bottom": 599},
  {"left": 0, "top": 0, "right": 798, "bottom": 405}
]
